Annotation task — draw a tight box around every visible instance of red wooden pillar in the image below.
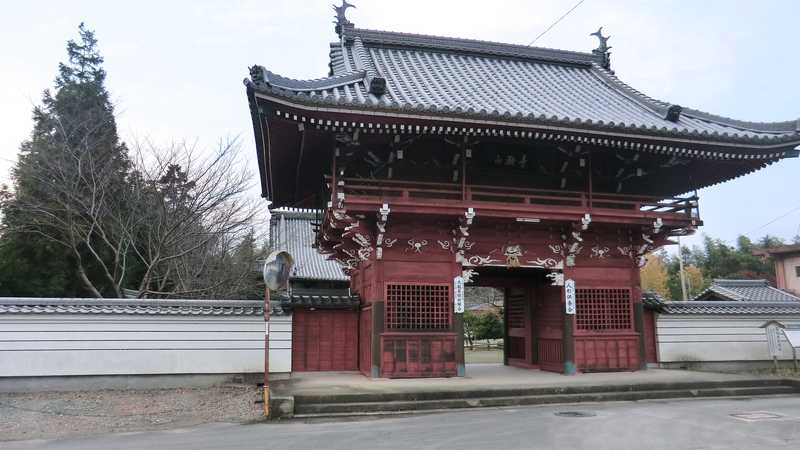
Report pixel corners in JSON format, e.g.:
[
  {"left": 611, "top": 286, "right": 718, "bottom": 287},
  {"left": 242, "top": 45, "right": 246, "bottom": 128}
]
[
  {"left": 631, "top": 266, "right": 648, "bottom": 370},
  {"left": 561, "top": 268, "right": 576, "bottom": 375}
]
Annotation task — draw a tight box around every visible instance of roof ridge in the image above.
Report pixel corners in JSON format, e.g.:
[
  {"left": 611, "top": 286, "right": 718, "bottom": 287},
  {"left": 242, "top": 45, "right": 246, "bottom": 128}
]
[
  {"left": 713, "top": 279, "right": 770, "bottom": 286},
  {"left": 677, "top": 300, "right": 800, "bottom": 305},
  {"left": 710, "top": 285, "right": 747, "bottom": 301},
  {"left": 271, "top": 207, "right": 320, "bottom": 220},
  {"left": 0, "top": 298, "right": 262, "bottom": 307},
  {"left": 251, "top": 67, "right": 366, "bottom": 92},
  {"left": 344, "top": 26, "right": 603, "bottom": 66}
]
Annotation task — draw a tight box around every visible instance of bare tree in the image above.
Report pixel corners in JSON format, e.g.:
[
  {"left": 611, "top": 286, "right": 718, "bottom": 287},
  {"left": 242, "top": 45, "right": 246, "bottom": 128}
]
[
  {"left": 7, "top": 116, "right": 131, "bottom": 297},
  {"left": 126, "top": 138, "right": 265, "bottom": 298},
  {"left": 7, "top": 132, "right": 266, "bottom": 299}
]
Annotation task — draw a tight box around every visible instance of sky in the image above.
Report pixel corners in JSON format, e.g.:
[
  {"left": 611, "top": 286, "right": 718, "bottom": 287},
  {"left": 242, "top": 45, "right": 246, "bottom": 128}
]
[{"left": 1, "top": 0, "right": 799, "bottom": 252}]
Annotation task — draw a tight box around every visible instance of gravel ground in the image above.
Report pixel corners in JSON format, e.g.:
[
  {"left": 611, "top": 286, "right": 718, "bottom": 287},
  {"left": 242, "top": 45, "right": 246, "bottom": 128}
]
[
  {"left": 465, "top": 349, "right": 503, "bottom": 364},
  {"left": 0, "top": 384, "right": 263, "bottom": 442}
]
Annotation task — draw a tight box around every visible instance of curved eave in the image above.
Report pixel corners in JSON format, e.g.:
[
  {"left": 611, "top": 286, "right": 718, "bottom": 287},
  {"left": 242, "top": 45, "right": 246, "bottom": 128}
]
[
  {"left": 250, "top": 83, "right": 800, "bottom": 152},
  {"left": 245, "top": 84, "right": 270, "bottom": 199},
  {"left": 257, "top": 67, "right": 368, "bottom": 92},
  {"left": 591, "top": 65, "right": 800, "bottom": 136}
]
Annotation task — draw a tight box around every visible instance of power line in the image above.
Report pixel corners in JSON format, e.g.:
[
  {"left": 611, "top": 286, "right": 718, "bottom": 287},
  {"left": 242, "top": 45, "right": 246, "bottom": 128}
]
[
  {"left": 528, "top": 0, "right": 587, "bottom": 46},
  {"left": 746, "top": 203, "right": 800, "bottom": 235}
]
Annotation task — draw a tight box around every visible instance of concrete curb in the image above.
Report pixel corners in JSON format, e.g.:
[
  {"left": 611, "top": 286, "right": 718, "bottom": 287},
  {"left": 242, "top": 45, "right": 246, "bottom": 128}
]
[{"left": 282, "top": 378, "right": 800, "bottom": 419}]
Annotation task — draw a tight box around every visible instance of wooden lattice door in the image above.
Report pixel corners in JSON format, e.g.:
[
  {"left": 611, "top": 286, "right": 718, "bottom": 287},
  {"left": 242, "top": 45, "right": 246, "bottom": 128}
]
[{"left": 506, "top": 287, "right": 533, "bottom": 367}]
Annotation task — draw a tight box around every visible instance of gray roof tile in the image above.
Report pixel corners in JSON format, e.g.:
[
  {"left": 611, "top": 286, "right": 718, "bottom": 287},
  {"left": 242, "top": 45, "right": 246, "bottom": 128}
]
[
  {"left": 270, "top": 208, "right": 349, "bottom": 282},
  {"left": 0, "top": 298, "right": 263, "bottom": 316},
  {"left": 642, "top": 291, "right": 668, "bottom": 310},
  {"left": 660, "top": 301, "right": 800, "bottom": 315},
  {"left": 277, "top": 292, "right": 360, "bottom": 310},
  {"left": 694, "top": 279, "right": 800, "bottom": 303},
  {"left": 249, "top": 27, "right": 800, "bottom": 146}
]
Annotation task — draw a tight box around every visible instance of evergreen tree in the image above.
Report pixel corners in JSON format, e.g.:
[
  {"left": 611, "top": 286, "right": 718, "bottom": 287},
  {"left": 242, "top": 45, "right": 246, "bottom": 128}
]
[
  {"left": 659, "top": 234, "right": 779, "bottom": 300},
  {"left": 0, "top": 23, "right": 130, "bottom": 297}
]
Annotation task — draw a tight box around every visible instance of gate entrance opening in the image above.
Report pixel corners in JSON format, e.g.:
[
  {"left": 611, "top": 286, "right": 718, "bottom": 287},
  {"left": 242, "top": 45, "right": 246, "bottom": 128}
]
[{"left": 473, "top": 268, "right": 564, "bottom": 372}]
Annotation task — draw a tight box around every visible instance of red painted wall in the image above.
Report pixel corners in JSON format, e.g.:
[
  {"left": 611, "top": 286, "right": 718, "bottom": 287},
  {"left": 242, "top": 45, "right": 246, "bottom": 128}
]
[
  {"left": 643, "top": 309, "right": 658, "bottom": 364},
  {"left": 359, "top": 306, "right": 372, "bottom": 376},
  {"left": 342, "top": 217, "right": 653, "bottom": 376},
  {"left": 568, "top": 265, "right": 641, "bottom": 371},
  {"left": 292, "top": 309, "right": 359, "bottom": 372},
  {"left": 381, "top": 333, "right": 457, "bottom": 378}
]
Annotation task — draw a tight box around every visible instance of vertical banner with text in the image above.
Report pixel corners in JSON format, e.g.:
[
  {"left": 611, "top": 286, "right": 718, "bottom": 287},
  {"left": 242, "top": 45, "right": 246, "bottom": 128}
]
[
  {"left": 454, "top": 276, "right": 465, "bottom": 313},
  {"left": 565, "top": 279, "right": 576, "bottom": 315}
]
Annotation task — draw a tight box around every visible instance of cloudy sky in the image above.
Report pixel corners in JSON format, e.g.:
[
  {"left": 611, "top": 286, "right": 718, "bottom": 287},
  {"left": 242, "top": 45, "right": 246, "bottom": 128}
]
[{"left": 2, "top": 0, "right": 798, "bottom": 250}]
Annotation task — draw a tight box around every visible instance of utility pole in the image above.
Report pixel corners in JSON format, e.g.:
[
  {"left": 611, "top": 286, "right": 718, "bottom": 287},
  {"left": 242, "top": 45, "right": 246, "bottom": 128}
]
[
  {"left": 677, "top": 236, "right": 688, "bottom": 301},
  {"left": 263, "top": 288, "right": 270, "bottom": 417}
]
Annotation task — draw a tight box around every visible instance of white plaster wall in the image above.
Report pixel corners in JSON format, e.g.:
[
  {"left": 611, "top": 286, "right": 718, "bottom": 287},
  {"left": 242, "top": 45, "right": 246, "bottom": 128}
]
[
  {"left": 0, "top": 314, "right": 292, "bottom": 377},
  {"left": 657, "top": 315, "right": 800, "bottom": 363}
]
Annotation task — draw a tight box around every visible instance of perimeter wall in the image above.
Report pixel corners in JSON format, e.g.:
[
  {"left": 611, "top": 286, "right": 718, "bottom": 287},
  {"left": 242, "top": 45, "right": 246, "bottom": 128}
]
[
  {"left": 0, "top": 313, "right": 291, "bottom": 384},
  {"left": 656, "top": 314, "right": 800, "bottom": 370}
]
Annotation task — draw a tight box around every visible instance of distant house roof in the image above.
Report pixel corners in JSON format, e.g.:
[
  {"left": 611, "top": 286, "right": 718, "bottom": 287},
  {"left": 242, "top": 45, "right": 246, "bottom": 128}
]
[
  {"left": 753, "top": 244, "right": 800, "bottom": 257},
  {"left": 0, "top": 298, "right": 263, "bottom": 316},
  {"left": 270, "top": 208, "right": 349, "bottom": 282},
  {"left": 644, "top": 280, "right": 800, "bottom": 316},
  {"left": 693, "top": 279, "right": 800, "bottom": 303},
  {"left": 643, "top": 286, "right": 800, "bottom": 315}
]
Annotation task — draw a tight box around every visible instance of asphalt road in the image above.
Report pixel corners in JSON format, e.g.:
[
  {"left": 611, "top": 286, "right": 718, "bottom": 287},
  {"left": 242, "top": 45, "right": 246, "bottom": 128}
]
[{"left": 4, "top": 396, "right": 800, "bottom": 450}]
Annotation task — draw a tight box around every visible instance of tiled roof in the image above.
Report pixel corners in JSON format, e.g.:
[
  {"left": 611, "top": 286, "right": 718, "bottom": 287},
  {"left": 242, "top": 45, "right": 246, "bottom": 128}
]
[
  {"left": 270, "top": 208, "right": 349, "bottom": 282},
  {"left": 694, "top": 279, "right": 800, "bottom": 303},
  {"left": 660, "top": 301, "right": 800, "bottom": 315},
  {"left": 642, "top": 291, "right": 668, "bottom": 311},
  {"left": 276, "top": 290, "right": 360, "bottom": 310},
  {"left": 248, "top": 26, "right": 800, "bottom": 147},
  {"left": 0, "top": 298, "right": 263, "bottom": 316}
]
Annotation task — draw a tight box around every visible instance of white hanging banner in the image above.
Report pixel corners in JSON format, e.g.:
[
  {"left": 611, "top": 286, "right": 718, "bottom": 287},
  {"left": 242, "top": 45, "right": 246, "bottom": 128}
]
[
  {"left": 565, "top": 279, "right": 576, "bottom": 315},
  {"left": 454, "top": 276, "right": 465, "bottom": 313}
]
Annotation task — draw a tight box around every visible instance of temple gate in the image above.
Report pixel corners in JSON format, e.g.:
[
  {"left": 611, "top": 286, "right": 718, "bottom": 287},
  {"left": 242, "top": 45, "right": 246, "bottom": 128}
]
[{"left": 244, "top": 3, "right": 800, "bottom": 377}]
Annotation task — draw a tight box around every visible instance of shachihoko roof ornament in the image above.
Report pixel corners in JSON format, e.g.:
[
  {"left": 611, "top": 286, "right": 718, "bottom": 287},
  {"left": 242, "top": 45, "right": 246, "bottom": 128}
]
[
  {"left": 333, "top": 0, "right": 356, "bottom": 36},
  {"left": 589, "top": 27, "right": 612, "bottom": 70}
]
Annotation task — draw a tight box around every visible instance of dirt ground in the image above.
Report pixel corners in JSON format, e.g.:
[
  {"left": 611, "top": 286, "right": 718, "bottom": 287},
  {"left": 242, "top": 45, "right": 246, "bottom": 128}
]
[{"left": 0, "top": 384, "right": 263, "bottom": 442}]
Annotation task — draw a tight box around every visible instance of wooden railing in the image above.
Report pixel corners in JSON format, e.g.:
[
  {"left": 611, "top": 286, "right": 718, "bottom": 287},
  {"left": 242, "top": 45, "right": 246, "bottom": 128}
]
[{"left": 332, "top": 178, "right": 699, "bottom": 220}]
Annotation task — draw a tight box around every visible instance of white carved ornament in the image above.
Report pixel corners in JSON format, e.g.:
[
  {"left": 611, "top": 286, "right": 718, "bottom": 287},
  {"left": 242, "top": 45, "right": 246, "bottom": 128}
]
[{"left": 407, "top": 239, "right": 428, "bottom": 253}]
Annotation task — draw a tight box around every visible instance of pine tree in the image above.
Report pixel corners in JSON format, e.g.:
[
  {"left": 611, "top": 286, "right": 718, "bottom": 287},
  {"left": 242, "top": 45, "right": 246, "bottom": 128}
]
[{"left": 0, "top": 23, "right": 131, "bottom": 297}]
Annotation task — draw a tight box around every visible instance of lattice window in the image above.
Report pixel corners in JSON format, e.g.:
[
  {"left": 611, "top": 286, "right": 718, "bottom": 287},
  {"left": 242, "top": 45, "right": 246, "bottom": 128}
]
[
  {"left": 575, "top": 288, "right": 632, "bottom": 331},
  {"left": 385, "top": 283, "right": 451, "bottom": 331},
  {"left": 506, "top": 298, "right": 526, "bottom": 329}
]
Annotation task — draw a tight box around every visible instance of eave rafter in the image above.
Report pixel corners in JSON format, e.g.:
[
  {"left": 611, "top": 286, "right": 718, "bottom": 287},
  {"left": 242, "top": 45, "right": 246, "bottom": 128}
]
[{"left": 259, "top": 97, "right": 800, "bottom": 161}]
